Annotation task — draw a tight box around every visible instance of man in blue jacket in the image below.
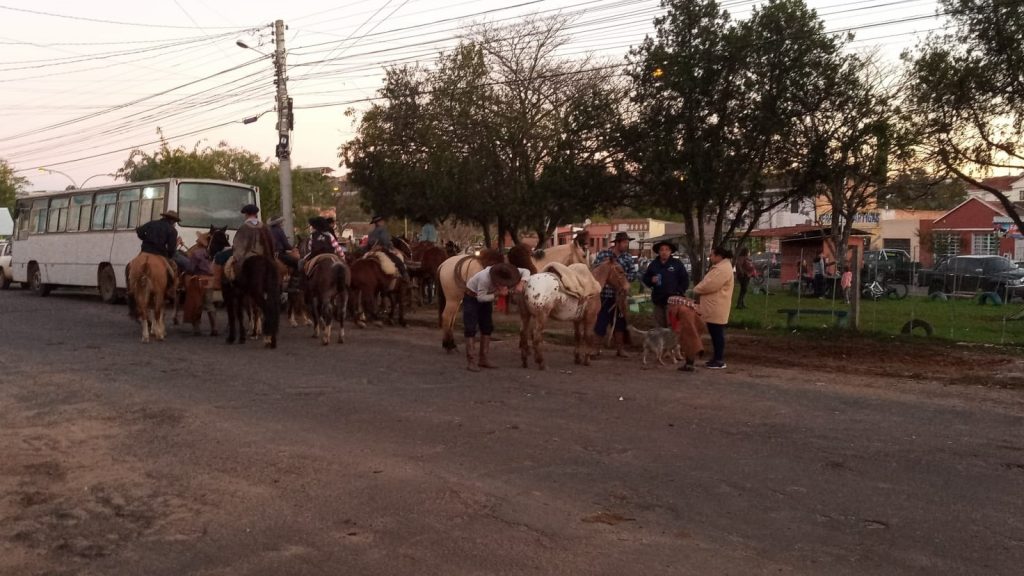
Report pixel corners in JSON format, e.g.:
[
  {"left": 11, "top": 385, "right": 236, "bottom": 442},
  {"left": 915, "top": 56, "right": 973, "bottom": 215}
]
[{"left": 641, "top": 240, "right": 690, "bottom": 328}]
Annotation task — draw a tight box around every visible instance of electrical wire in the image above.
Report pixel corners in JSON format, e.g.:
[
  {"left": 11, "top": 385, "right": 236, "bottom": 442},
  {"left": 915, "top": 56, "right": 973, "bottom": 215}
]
[{"left": 0, "top": 4, "right": 258, "bottom": 30}]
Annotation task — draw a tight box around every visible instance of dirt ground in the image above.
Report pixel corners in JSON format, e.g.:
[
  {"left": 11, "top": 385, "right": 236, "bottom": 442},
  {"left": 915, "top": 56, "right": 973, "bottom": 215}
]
[{"left": 2, "top": 290, "right": 1023, "bottom": 575}]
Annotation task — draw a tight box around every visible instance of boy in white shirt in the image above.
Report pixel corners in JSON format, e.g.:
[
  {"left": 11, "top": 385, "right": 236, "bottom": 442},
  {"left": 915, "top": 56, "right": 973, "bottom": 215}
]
[{"left": 463, "top": 263, "right": 531, "bottom": 371}]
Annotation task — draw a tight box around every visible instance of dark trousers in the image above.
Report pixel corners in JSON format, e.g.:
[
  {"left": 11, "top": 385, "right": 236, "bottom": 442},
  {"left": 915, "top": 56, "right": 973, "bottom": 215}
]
[
  {"left": 594, "top": 296, "right": 627, "bottom": 336},
  {"left": 813, "top": 274, "right": 825, "bottom": 297},
  {"left": 737, "top": 275, "right": 750, "bottom": 307},
  {"left": 462, "top": 295, "right": 493, "bottom": 337},
  {"left": 706, "top": 322, "right": 726, "bottom": 362}
]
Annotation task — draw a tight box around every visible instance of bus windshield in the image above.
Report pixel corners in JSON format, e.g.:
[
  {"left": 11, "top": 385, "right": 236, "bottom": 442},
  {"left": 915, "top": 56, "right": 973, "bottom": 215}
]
[{"left": 177, "top": 182, "right": 256, "bottom": 229}]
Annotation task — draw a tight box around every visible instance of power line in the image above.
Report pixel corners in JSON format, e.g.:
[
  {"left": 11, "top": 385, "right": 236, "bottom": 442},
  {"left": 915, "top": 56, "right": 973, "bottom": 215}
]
[{"left": 0, "top": 4, "right": 257, "bottom": 30}]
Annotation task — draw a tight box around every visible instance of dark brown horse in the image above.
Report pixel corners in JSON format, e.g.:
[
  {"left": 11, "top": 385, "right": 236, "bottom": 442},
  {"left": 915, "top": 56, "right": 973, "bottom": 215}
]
[
  {"left": 210, "top": 227, "right": 281, "bottom": 348},
  {"left": 396, "top": 236, "right": 448, "bottom": 306},
  {"left": 303, "top": 254, "right": 350, "bottom": 345},
  {"left": 347, "top": 253, "right": 406, "bottom": 328}
]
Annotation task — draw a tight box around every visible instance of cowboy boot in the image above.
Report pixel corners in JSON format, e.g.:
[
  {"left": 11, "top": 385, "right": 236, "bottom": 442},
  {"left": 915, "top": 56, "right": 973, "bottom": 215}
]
[
  {"left": 466, "top": 337, "right": 480, "bottom": 372},
  {"left": 479, "top": 335, "right": 497, "bottom": 369},
  {"left": 614, "top": 332, "right": 632, "bottom": 358}
]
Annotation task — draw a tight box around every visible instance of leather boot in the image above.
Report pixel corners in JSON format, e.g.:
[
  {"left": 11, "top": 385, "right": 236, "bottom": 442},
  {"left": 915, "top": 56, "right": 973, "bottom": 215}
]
[
  {"left": 614, "top": 332, "right": 632, "bottom": 358},
  {"left": 465, "top": 337, "right": 480, "bottom": 372},
  {"left": 479, "top": 335, "right": 497, "bottom": 369}
]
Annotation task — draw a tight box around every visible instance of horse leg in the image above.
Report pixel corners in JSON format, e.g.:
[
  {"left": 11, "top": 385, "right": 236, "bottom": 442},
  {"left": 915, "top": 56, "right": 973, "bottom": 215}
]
[
  {"left": 519, "top": 313, "right": 531, "bottom": 368},
  {"left": 140, "top": 305, "right": 151, "bottom": 343},
  {"left": 320, "top": 300, "right": 331, "bottom": 346},
  {"left": 573, "top": 321, "right": 583, "bottom": 365},
  {"left": 154, "top": 294, "right": 167, "bottom": 341},
  {"left": 397, "top": 284, "right": 407, "bottom": 327},
  {"left": 224, "top": 289, "right": 237, "bottom": 344},
  {"left": 532, "top": 318, "right": 546, "bottom": 370},
  {"left": 336, "top": 290, "right": 347, "bottom": 344},
  {"left": 441, "top": 296, "right": 458, "bottom": 352}
]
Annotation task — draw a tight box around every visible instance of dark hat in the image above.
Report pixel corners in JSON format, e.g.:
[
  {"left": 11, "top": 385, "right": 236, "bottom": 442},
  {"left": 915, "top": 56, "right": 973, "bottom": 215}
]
[
  {"left": 308, "top": 216, "right": 329, "bottom": 232},
  {"left": 613, "top": 231, "right": 634, "bottom": 243},
  {"left": 370, "top": 215, "right": 385, "bottom": 224},
  {"left": 240, "top": 204, "right": 260, "bottom": 215},
  {"left": 489, "top": 263, "right": 520, "bottom": 288},
  {"left": 268, "top": 215, "right": 285, "bottom": 227},
  {"left": 653, "top": 240, "right": 677, "bottom": 253},
  {"left": 160, "top": 210, "right": 180, "bottom": 222}
]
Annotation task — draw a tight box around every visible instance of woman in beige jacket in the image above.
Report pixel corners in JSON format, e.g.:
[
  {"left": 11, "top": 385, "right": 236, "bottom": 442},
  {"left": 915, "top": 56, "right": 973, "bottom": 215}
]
[{"left": 693, "top": 246, "right": 735, "bottom": 369}]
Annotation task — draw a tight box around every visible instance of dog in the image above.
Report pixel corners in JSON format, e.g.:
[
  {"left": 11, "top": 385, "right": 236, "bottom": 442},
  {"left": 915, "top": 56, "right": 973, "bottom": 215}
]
[{"left": 629, "top": 326, "right": 684, "bottom": 366}]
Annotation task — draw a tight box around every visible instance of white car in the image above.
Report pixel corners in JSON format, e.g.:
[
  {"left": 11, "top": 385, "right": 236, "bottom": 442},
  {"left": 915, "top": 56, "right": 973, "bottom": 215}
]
[{"left": 0, "top": 241, "right": 13, "bottom": 289}]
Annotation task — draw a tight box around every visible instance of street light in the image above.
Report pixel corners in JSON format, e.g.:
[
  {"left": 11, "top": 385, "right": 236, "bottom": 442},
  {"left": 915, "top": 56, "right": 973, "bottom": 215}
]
[
  {"left": 80, "top": 173, "right": 113, "bottom": 188},
  {"left": 38, "top": 167, "right": 76, "bottom": 189}
]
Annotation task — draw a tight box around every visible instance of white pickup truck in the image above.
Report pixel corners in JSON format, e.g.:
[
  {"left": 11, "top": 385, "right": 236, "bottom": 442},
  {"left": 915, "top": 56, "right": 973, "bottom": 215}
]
[{"left": 0, "top": 240, "right": 14, "bottom": 289}]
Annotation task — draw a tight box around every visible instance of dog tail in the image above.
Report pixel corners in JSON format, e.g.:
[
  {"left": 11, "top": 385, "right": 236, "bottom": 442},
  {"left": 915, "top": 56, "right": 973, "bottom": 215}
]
[{"left": 628, "top": 325, "right": 648, "bottom": 335}]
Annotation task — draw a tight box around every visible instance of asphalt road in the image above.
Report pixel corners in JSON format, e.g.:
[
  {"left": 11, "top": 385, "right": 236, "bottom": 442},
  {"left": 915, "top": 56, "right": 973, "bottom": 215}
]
[{"left": 1, "top": 288, "right": 1023, "bottom": 575}]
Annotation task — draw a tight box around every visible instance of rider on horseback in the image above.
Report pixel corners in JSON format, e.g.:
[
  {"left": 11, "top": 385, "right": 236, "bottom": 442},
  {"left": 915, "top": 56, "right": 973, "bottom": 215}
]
[
  {"left": 269, "top": 215, "right": 299, "bottom": 273},
  {"left": 231, "top": 204, "right": 266, "bottom": 275},
  {"left": 366, "top": 215, "right": 410, "bottom": 281},
  {"left": 136, "top": 210, "right": 190, "bottom": 275}
]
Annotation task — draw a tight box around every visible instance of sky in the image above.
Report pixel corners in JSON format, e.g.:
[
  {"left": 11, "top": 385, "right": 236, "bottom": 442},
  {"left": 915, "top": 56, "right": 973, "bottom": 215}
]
[{"left": 0, "top": 0, "right": 948, "bottom": 192}]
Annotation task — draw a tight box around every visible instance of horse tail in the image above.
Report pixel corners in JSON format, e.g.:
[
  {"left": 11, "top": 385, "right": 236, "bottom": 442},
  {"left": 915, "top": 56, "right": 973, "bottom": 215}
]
[
  {"left": 334, "top": 261, "right": 350, "bottom": 289},
  {"left": 132, "top": 261, "right": 151, "bottom": 310},
  {"left": 262, "top": 258, "right": 281, "bottom": 341},
  {"left": 438, "top": 280, "right": 446, "bottom": 327}
]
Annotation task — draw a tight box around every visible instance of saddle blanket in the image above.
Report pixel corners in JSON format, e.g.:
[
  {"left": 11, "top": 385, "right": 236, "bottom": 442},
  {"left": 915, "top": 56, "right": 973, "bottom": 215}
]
[
  {"left": 364, "top": 250, "right": 400, "bottom": 277},
  {"left": 304, "top": 253, "right": 341, "bottom": 277},
  {"left": 542, "top": 262, "right": 601, "bottom": 300}
]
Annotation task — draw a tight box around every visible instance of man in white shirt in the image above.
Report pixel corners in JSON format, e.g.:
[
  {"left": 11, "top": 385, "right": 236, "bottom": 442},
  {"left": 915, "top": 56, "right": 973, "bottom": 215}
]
[{"left": 463, "top": 263, "right": 531, "bottom": 371}]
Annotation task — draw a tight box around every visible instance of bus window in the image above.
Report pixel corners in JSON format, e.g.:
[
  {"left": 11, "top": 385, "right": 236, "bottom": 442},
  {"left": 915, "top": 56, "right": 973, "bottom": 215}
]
[
  {"left": 30, "top": 199, "right": 48, "bottom": 234},
  {"left": 67, "top": 193, "right": 93, "bottom": 232},
  {"left": 177, "top": 182, "right": 255, "bottom": 229},
  {"left": 92, "top": 193, "right": 117, "bottom": 230},
  {"left": 47, "top": 197, "right": 69, "bottom": 233},
  {"left": 140, "top": 185, "right": 166, "bottom": 224},
  {"left": 15, "top": 200, "right": 31, "bottom": 240},
  {"left": 116, "top": 188, "right": 141, "bottom": 230}
]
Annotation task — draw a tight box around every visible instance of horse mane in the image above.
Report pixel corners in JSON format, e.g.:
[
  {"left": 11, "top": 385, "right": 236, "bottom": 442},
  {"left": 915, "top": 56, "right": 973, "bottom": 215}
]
[
  {"left": 393, "top": 235, "right": 412, "bottom": 258},
  {"left": 209, "top": 226, "right": 229, "bottom": 256},
  {"left": 574, "top": 230, "right": 589, "bottom": 247},
  {"left": 506, "top": 244, "right": 537, "bottom": 274}
]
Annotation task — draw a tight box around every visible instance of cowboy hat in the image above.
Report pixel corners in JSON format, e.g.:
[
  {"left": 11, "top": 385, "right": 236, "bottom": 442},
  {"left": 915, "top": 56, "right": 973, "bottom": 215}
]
[
  {"left": 194, "top": 230, "right": 210, "bottom": 247},
  {"left": 268, "top": 215, "right": 285, "bottom": 227},
  {"left": 652, "top": 240, "right": 677, "bottom": 253},
  {"left": 370, "top": 215, "right": 385, "bottom": 224},
  {"left": 240, "top": 204, "right": 260, "bottom": 215},
  {"left": 612, "top": 231, "right": 634, "bottom": 243},
  {"left": 160, "top": 210, "right": 180, "bottom": 222},
  {"left": 489, "top": 263, "right": 521, "bottom": 288}
]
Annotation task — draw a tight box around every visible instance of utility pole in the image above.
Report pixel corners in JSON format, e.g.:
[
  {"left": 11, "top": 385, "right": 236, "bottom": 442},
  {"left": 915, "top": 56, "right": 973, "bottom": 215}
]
[{"left": 273, "top": 19, "right": 294, "bottom": 241}]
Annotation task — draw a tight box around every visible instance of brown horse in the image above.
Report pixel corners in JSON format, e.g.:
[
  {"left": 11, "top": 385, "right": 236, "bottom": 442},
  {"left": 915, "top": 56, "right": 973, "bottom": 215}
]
[
  {"left": 398, "top": 236, "right": 448, "bottom": 306},
  {"left": 436, "top": 248, "right": 505, "bottom": 351},
  {"left": 127, "top": 252, "right": 175, "bottom": 343},
  {"left": 303, "top": 254, "right": 350, "bottom": 345},
  {"left": 211, "top": 227, "right": 281, "bottom": 348},
  {"left": 518, "top": 259, "right": 630, "bottom": 370},
  {"left": 348, "top": 254, "right": 406, "bottom": 328}
]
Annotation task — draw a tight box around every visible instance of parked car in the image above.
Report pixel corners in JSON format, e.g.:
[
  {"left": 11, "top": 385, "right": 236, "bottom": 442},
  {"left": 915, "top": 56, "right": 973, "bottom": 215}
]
[
  {"left": 751, "top": 251, "right": 781, "bottom": 278},
  {"left": 0, "top": 241, "right": 13, "bottom": 289},
  {"left": 916, "top": 255, "right": 1024, "bottom": 299},
  {"left": 862, "top": 249, "right": 916, "bottom": 283}
]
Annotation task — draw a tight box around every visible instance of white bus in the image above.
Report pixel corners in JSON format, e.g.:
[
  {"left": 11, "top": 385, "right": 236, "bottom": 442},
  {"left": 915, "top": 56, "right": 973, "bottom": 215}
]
[{"left": 11, "top": 178, "right": 259, "bottom": 302}]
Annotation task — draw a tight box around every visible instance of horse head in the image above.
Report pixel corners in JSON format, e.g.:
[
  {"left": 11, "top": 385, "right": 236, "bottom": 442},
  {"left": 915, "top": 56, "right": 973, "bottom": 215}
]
[
  {"left": 595, "top": 260, "right": 631, "bottom": 315},
  {"left": 393, "top": 235, "right": 413, "bottom": 259},
  {"left": 209, "top": 226, "right": 230, "bottom": 257}
]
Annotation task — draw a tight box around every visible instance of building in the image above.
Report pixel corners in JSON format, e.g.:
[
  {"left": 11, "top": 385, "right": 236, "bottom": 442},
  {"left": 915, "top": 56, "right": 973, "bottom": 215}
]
[
  {"left": 748, "top": 224, "right": 870, "bottom": 281},
  {"left": 918, "top": 197, "right": 1017, "bottom": 266},
  {"left": 555, "top": 219, "right": 677, "bottom": 254},
  {"left": 876, "top": 209, "right": 946, "bottom": 261},
  {"left": 965, "top": 174, "right": 1024, "bottom": 203}
]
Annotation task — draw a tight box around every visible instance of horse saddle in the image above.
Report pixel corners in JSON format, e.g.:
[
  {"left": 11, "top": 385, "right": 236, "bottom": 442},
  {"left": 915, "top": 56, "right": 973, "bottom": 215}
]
[
  {"left": 542, "top": 262, "right": 601, "bottom": 300},
  {"left": 363, "top": 250, "right": 401, "bottom": 277},
  {"left": 304, "top": 253, "right": 341, "bottom": 277}
]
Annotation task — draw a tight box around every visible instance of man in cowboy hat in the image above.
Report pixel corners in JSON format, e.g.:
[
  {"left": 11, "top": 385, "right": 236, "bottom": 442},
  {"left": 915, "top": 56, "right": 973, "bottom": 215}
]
[
  {"left": 463, "top": 262, "right": 531, "bottom": 371},
  {"left": 136, "top": 209, "right": 191, "bottom": 274},
  {"left": 230, "top": 204, "right": 266, "bottom": 277},
  {"left": 592, "top": 231, "right": 639, "bottom": 357},
  {"left": 365, "top": 214, "right": 409, "bottom": 281},
  {"left": 641, "top": 239, "right": 689, "bottom": 328}
]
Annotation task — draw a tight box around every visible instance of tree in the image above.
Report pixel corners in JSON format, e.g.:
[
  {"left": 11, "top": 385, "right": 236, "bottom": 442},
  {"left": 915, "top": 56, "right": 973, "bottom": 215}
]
[
  {"left": 906, "top": 0, "right": 1024, "bottom": 230},
  {"left": 118, "top": 131, "right": 281, "bottom": 219},
  {"left": 0, "top": 158, "right": 28, "bottom": 211},
  {"left": 624, "top": 0, "right": 847, "bottom": 277},
  {"left": 877, "top": 170, "right": 966, "bottom": 211}
]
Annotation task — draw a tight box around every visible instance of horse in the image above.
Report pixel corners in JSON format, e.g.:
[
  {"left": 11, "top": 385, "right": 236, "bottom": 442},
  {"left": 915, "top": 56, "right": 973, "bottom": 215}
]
[
  {"left": 303, "top": 254, "right": 350, "bottom": 345},
  {"left": 518, "top": 259, "right": 630, "bottom": 370},
  {"left": 397, "top": 236, "right": 448, "bottom": 306},
  {"left": 348, "top": 253, "right": 406, "bottom": 328},
  {"left": 126, "top": 252, "right": 175, "bottom": 343},
  {"left": 436, "top": 248, "right": 506, "bottom": 351},
  {"left": 507, "top": 231, "right": 591, "bottom": 274},
  {"left": 210, "top": 226, "right": 281, "bottom": 348}
]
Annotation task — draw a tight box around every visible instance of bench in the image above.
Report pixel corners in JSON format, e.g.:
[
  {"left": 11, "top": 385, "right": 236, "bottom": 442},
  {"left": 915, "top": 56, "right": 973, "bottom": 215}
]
[{"left": 777, "top": 308, "right": 849, "bottom": 328}]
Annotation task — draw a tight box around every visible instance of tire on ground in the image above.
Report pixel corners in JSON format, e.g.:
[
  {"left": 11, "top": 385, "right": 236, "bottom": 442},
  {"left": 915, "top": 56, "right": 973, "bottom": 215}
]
[
  {"left": 901, "top": 319, "right": 934, "bottom": 337},
  {"left": 977, "top": 292, "right": 1002, "bottom": 306},
  {"left": 929, "top": 292, "right": 948, "bottom": 302}
]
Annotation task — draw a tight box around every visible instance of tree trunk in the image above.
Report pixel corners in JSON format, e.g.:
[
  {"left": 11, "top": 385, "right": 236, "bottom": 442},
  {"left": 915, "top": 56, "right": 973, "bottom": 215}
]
[{"left": 479, "top": 219, "right": 493, "bottom": 248}]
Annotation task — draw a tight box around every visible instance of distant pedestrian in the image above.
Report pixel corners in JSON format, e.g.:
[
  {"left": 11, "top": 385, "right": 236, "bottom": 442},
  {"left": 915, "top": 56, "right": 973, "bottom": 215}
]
[
  {"left": 841, "top": 266, "right": 853, "bottom": 304},
  {"left": 694, "top": 246, "right": 734, "bottom": 369},
  {"left": 641, "top": 240, "right": 689, "bottom": 327},
  {"left": 813, "top": 250, "right": 829, "bottom": 298},
  {"left": 734, "top": 246, "right": 757, "bottom": 309}
]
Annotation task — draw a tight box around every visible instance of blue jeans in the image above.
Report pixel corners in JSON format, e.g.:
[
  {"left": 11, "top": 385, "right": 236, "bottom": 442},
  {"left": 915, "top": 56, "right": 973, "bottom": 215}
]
[{"left": 594, "top": 297, "right": 627, "bottom": 336}]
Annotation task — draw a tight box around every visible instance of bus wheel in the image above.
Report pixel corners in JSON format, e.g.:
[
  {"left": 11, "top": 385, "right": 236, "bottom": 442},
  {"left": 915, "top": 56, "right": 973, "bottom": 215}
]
[
  {"left": 99, "top": 265, "right": 120, "bottom": 304},
  {"left": 28, "top": 263, "right": 51, "bottom": 297}
]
